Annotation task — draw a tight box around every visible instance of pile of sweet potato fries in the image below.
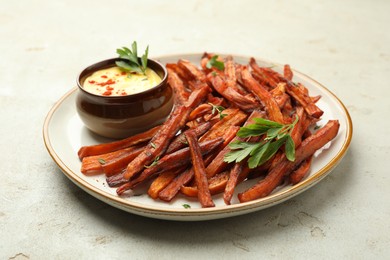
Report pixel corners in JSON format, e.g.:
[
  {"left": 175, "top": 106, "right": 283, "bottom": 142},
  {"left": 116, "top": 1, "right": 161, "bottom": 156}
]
[{"left": 78, "top": 53, "right": 339, "bottom": 207}]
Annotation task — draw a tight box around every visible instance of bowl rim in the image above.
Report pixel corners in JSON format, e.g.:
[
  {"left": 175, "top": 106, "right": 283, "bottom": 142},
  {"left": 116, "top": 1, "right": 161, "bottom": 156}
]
[{"left": 76, "top": 57, "right": 168, "bottom": 100}]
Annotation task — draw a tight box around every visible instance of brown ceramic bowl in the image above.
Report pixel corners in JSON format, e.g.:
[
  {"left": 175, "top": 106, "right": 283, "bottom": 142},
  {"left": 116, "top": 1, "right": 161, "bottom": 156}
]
[{"left": 76, "top": 58, "right": 172, "bottom": 139}]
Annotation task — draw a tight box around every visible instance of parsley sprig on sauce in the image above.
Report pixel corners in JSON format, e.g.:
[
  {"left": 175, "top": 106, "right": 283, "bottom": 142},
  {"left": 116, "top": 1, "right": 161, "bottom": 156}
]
[
  {"left": 224, "top": 116, "right": 298, "bottom": 169},
  {"left": 116, "top": 41, "right": 149, "bottom": 75}
]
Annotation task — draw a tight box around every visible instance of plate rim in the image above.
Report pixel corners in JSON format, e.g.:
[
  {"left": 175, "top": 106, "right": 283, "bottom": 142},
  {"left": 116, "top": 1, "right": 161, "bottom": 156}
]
[{"left": 43, "top": 53, "right": 353, "bottom": 219}]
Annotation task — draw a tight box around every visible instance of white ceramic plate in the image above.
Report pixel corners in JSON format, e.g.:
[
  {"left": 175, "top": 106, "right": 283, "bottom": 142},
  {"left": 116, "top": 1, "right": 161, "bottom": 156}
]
[{"left": 43, "top": 54, "right": 352, "bottom": 221}]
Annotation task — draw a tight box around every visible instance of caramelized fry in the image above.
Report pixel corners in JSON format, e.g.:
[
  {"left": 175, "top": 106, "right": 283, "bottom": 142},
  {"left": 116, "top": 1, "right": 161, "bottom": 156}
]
[
  {"left": 199, "top": 109, "right": 247, "bottom": 142},
  {"left": 123, "top": 86, "right": 210, "bottom": 180},
  {"left": 178, "top": 59, "right": 207, "bottom": 83},
  {"left": 180, "top": 171, "right": 230, "bottom": 197},
  {"left": 209, "top": 74, "right": 260, "bottom": 111},
  {"left": 158, "top": 168, "right": 194, "bottom": 202},
  {"left": 148, "top": 169, "right": 183, "bottom": 199},
  {"left": 241, "top": 67, "right": 285, "bottom": 123},
  {"left": 185, "top": 130, "right": 214, "bottom": 207},
  {"left": 284, "top": 64, "right": 293, "bottom": 81},
  {"left": 80, "top": 145, "right": 144, "bottom": 175},
  {"left": 166, "top": 122, "right": 211, "bottom": 154},
  {"left": 78, "top": 125, "right": 160, "bottom": 159},
  {"left": 167, "top": 67, "right": 190, "bottom": 104},
  {"left": 289, "top": 156, "right": 313, "bottom": 185},
  {"left": 238, "top": 120, "right": 340, "bottom": 202},
  {"left": 125, "top": 138, "right": 224, "bottom": 191}
]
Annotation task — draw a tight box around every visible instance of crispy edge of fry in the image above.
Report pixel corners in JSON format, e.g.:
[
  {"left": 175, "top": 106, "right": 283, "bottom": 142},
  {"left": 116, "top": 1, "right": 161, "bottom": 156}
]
[
  {"left": 185, "top": 130, "right": 215, "bottom": 207},
  {"left": 77, "top": 125, "right": 161, "bottom": 160},
  {"left": 208, "top": 73, "right": 260, "bottom": 112},
  {"left": 126, "top": 137, "right": 224, "bottom": 190},
  {"left": 123, "top": 105, "right": 187, "bottom": 180},
  {"left": 167, "top": 67, "right": 189, "bottom": 105},
  {"left": 101, "top": 145, "right": 144, "bottom": 176},
  {"left": 238, "top": 120, "right": 340, "bottom": 203},
  {"left": 148, "top": 168, "right": 184, "bottom": 199},
  {"left": 123, "top": 85, "right": 211, "bottom": 181},
  {"left": 178, "top": 59, "right": 207, "bottom": 83},
  {"left": 289, "top": 156, "right": 313, "bottom": 185},
  {"left": 80, "top": 145, "right": 144, "bottom": 175},
  {"left": 158, "top": 168, "right": 194, "bottom": 202},
  {"left": 241, "top": 66, "right": 285, "bottom": 123},
  {"left": 166, "top": 121, "right": 211, "bottom": 154},
  {"left": 284, "top": 64, "right": 293, "bottom": 81},
  {"left": 180, "top": 171, "right": 230, "bottom": 197}
]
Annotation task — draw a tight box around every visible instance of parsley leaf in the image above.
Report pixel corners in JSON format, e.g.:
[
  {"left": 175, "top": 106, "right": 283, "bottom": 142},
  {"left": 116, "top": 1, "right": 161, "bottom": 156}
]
[
  {"left": 144, "top": 156, "right": 160, "bottom": 168},
  {"left": 224, "top": 116, "right": 299, "bottom": 168},
  {"left": 206, "top": 55, "right": 225, "bottom": 71},
  {"left": 116, "top": 41, "right": 149, "bottom": 75},
  {"left": 98, "top": 158, "right": 106, "bottom": 165},
  {"left": 182, "top": 204, "right": 191, "bottom": 209},
  {"left": 209, "top": 103, "right": 227, "bottom": 120}
]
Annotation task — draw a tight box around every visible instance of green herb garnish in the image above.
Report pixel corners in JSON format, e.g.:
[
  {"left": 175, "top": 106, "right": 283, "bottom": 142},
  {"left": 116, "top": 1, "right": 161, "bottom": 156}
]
[
  {"left": 206, "top": 55, "right": 225, "bottom": 71},
  {"left": 144, "top": 156, "right": 160, "bottom": 168},
  {"left": 224, "top": 116, "right": 298, "bottom": 169},
  {"left": 209, "top": 103, "right": 227, "bottom": 120},
  {"left": 314, "top": 124, "right": 322, "bottom": 130},
  {"left": 98, "top": 158, "right": 106, "bottom": 165},
  {"left": 150, "top": 142, "right": 156, "bottom": 149},
  {"left": 182, "top": 204, "right": 191, "bottom": 209},
  {"left": 116, "top": 41, "right": 149, "bottom": 75}
]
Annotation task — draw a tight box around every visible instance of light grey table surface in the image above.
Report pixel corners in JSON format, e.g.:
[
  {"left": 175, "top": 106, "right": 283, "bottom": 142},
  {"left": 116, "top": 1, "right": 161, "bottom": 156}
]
[{"left": 1, "top": 0, "right": 389, "bottom": 259}]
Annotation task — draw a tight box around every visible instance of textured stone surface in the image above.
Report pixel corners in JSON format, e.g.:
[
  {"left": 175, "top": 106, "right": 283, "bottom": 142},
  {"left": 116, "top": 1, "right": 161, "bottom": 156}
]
[{"left": 1, "top": 0, "right": 389, "bottom": 258}]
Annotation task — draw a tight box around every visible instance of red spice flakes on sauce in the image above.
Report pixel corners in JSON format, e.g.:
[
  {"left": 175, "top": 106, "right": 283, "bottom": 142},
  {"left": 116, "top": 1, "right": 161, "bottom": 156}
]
[
  {"left": 121, "top": 92, "right": 127, "bottom": 96},
  {"left": 88, "top": 80, "right": 96, "bottom": 84},
  {"left": 121, "top": 71, "right": 127, "bottom": 76},
  {"left": 101, "top": 75, "right": 108, "bottom": 79},
  {"left": 106, "top": 86, "right": 114, "bottom": 91},
  {"left": 96, "top": 79, "right": 116, "bottom": 87},
  {"left": 102, "top": 90, "right": 112, "bottom": 96}
]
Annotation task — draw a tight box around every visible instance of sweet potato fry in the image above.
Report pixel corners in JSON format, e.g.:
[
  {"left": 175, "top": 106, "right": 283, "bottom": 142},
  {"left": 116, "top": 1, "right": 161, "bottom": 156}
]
[
  {"left": 101, "top": 145, "right": 144, "bottom": 176},
  {"left": 284, "top": 64, "right": 293, "bottom": 81},
  {"left": 289, "top": 156, "right": 313, "bottom": 185},
  {"left": 188, "top": 104, "right": 212, "bottom": 121},
  {"left": 185, "top": 130, "right": 214, "bottom": 207},
  {"left": 249, "top": 58, "right": 280, "bottom": 89},
  {"left": 199, "top": 109, "right": 247, "bottom": 142},
  {"left": 204, "top": 126, "right": 240, "bottom": 178},
  {"left": 148, "top": 169, "right": 183, "bottom": 199},
  {"left": 77, "top": 125, "right": 160, "bottom": 159},
  {"left": 238, "top": 120, "right": 340, "bottom": 202},
  {"left": 156, "top": 124, "right": 239, "bottom": 200},
  {"left": 126, "top": 137, "right": 224, "bottom": 190},
  {"left": 206, "top": 109, "right": 264, "bottom": 178},
  {"left": 123, "top": 85, "right": 210, "bottom": 180},
  {"left": 208, "top": 73, "right": 260, "bottom": 111},
  {"left": 167, "top": 67, "right": 190, "bottom": 104},
  {"left": 178, "top": 59, "right": 207, "bottom": 83},
  {"left": 180, "top": 171, "right": 230, "bottom": 197},
  {"left": 241, "top": 66, "right": 285, "bottom": 123},
  {"left": 158, "top": 168, "right": 194, "bottom": 202},
  {"left": 166, "top": 63, "right": 192, "bottom": 82},
  {"left": 80, "top": 145, "right": 144, "bottom": 175},
  {"left": 285, "top": 82, "right": 324, "bottom": 119},
  {"left": 166, "top": 122, "right": 211, "bottom": 153},
  {"left": 223, "top": 164, "right": 251, "bottom": 205}
]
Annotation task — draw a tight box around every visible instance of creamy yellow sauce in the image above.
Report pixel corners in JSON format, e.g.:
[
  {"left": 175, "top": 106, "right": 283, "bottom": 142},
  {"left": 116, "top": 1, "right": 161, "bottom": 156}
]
[{"left": 83, "top": 66, "right": 162, "bottom": 96}]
